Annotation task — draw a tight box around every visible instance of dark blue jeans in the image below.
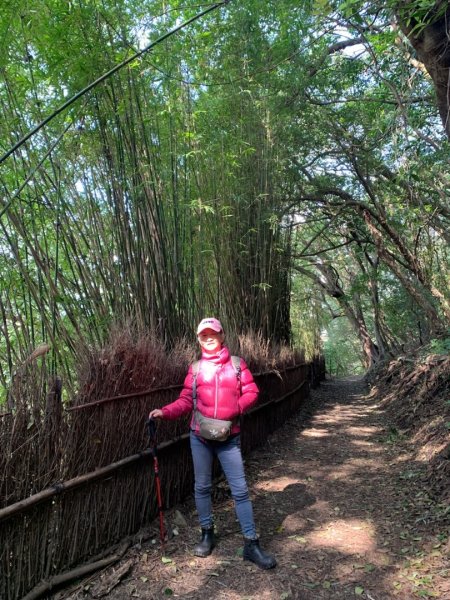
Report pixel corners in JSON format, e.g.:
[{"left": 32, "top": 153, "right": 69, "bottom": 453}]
[{"left": 190, "top": 431, "right": 257, "bottom": 539}]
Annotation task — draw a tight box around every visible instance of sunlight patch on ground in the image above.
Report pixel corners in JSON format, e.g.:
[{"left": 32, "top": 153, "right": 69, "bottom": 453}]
[
  {"left": 344, "top": 426, "right": 381, "bottom": 437},
  {"left": 414, "top": 438, "right": 448, "bottom": 462},
  {"left": 350, "top": 439, "right": 382, "bottom": 450},
  {"left": 316, "top": 411, "right": 359, "bottom": 421},
  {"left": 390, "top": 454, "right": 415, "bottom": 465},
  {"left": 253, "top": 475, "right": 302, "bottom": 493},
  {"left": 301, "top": 428, "right": 330, "bottom": 438},
  {"left": 343, "top": 457, "right": 385, "bottom": 469},
  {"left": 308, "top": 519, "right": 377, "bottom": 555},
  {"left": 320, "top": 462, "right": 382, "bottom": 480}
]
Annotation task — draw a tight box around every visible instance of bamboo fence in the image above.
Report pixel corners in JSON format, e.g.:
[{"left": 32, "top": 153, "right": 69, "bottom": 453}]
[{"left": 0, "top": 357, "right": 325, "bottom": 600}]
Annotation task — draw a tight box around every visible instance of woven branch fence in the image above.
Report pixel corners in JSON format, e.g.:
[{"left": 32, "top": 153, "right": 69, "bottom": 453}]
[{"left": 0, "top": 357, "right": 325, "bottom": 600}]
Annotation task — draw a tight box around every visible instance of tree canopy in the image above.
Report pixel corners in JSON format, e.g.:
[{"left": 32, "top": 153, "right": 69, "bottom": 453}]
[{"left": 0, "top": 0, "right": 448, "bottom": 392}]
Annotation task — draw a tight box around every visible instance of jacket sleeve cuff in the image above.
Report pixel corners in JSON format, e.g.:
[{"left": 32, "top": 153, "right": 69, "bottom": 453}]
[{"left": 161, "top": 406, "right": 172, "bottom": 419}]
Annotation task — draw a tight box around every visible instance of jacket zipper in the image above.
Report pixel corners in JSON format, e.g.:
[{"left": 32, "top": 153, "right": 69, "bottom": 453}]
[{"left": 214, "top": 368, "right": 219, "bottom": 418}]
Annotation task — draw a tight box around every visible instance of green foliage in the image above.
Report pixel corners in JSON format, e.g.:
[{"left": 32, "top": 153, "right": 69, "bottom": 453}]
[
  {"left": 0, "top": 0, "right": 449, "bottom": 391},
  {"left": 420, "top": 331, "right": 450, "bottom": 357},
  {"left": 322, "top": 318, "right": 365, "bottom": 377}
]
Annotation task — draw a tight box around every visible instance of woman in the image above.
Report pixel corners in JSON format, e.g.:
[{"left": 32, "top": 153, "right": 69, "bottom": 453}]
[{"left": 149, "top": 317, "right": 276, "bottom": 569}]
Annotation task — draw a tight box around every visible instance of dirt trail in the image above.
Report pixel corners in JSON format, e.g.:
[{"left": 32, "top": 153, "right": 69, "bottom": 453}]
[{"left": 60, "top": 377, "right": 449, "bottom": 600}]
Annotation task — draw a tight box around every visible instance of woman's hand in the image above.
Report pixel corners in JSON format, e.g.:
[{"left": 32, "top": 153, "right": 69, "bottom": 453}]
[{"left": 149, "top": 408, "right": 164, "bottom": 420}]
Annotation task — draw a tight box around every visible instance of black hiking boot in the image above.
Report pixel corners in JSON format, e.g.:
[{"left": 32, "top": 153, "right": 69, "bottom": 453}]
[
  {"left": 193, "top": 528, "right": 215, "bottom": 557},
  {"left": 243, "top": 538, "right": 277, "bottom": 569}
]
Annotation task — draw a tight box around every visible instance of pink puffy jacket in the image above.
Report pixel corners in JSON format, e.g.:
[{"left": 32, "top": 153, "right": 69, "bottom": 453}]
[{"left": 162, "top": 346, "right": 259, "bottom": 435}]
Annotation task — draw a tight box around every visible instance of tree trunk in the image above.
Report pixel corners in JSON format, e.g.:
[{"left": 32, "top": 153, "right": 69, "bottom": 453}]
[
  {"left": 396, "top": 2, "right": 450, "bottom": 140},
  {"left": 363, "top": 210, "right": 447, "bottom": 332},
  {"left": 342, "top": 295, "right": 381, "bottom": 369},
  {"left": 295, "top": 263, "right": 380, "bottom": 369}
]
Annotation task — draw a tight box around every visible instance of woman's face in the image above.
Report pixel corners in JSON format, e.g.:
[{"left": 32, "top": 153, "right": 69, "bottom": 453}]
[{"left": 197, "top": 328, "right": 224, "bottom": 353}]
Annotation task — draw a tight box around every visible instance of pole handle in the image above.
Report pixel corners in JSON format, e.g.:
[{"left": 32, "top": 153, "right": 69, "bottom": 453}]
[{"left": 146, "top": 417, "right": 157, "bottom": 443}]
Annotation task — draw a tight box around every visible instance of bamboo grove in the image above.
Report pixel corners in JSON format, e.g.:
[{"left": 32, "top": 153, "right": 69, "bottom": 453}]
[{"left": 0, "top": 0, "right": 449, "bottom": 395}]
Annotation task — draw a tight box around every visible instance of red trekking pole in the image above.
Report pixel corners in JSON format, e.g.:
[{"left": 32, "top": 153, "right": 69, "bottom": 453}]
[{"left": 146, "top": 418, "right": 166, "bottom": 546}]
